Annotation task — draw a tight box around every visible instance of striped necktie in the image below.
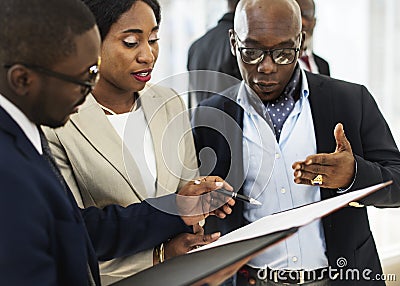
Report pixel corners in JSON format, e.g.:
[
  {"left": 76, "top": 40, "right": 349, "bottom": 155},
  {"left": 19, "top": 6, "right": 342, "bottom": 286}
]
[{"left": 39, "top": 128, "right": 68, "bottom": 192}]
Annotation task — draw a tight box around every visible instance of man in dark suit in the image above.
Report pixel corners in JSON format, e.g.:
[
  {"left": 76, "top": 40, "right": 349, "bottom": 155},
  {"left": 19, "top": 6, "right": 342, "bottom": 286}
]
[
  {"left": 187, "top": 0, "right": 241, "bottom": 108},
  {"left": 192, "top": 0, "right": 400, "bottom": 285},
  {"left": 0, "top": 0, "right": 234, "bottom": 285},
  {"left": 296, "top": 0, "right": 331, "bottom": 76}
]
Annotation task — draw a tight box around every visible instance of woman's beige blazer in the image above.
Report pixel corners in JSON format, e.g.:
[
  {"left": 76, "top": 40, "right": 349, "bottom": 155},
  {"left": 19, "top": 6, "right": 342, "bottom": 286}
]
[{"left": 43, "top": 84, "right": 198, "bottom": 285}]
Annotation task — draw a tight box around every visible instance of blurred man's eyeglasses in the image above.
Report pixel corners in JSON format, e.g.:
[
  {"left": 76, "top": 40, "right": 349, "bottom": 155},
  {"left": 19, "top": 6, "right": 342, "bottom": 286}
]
[
  {"left": 3, "top": 63, "right": 99, "bottom": 96},
  {"left": 234, "top": 33, "right": 301, "bottom": 65}
]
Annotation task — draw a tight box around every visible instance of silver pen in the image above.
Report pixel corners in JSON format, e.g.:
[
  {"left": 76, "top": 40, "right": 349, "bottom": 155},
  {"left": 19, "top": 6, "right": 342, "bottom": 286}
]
[{"left": 215, "top": 188, "right": 262, "bottom": 205}]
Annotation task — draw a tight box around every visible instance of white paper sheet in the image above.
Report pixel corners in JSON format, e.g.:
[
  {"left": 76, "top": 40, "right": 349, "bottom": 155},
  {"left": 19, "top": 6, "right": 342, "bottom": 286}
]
[{"left": 192, "top": 181, "right": 392, "bottom": 252}]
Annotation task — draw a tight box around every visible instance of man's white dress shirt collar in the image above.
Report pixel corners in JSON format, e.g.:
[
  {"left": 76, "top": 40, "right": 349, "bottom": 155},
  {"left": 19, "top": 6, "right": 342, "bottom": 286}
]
[{"left": 0, "top": 93, "right": 42, "bottom": 154}]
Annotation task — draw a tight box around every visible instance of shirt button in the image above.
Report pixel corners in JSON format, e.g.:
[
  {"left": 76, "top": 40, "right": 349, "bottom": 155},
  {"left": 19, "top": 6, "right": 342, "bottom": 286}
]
[
  {"left": 275, "top": 153, "right": 280, "bottom": 159},
  {"left": 292, "top": 256, "right": 298, "bottom": 262},
  {"left": 281, "top": 188, "right": 286, "bottom": 194}
]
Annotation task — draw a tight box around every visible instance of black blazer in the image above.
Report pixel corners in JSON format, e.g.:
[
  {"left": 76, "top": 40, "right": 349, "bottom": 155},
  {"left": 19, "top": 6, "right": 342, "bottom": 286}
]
[
  {"left": 0, "top": 106, "right": 191, "bottom": 285},
  {"left": 187, "top": 12, "right": 242, "bottom": 108},
  {"left": 314, "top": 53, "right": 331, "bottom": 76},
  {"left": 192, "top": 72, "right": 400, "bottom": 285},
  {"left": 187, "top": 12, "right": 241, "bottom": 80}
]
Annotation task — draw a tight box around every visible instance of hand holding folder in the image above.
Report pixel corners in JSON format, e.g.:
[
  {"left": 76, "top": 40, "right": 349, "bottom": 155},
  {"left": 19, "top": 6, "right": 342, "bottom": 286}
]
[
  {"left": 112, "top": 228, "right": 298, "bottom": 286},
  {"left": 112, "top": 181, "right": 391, "bottom": 286}
]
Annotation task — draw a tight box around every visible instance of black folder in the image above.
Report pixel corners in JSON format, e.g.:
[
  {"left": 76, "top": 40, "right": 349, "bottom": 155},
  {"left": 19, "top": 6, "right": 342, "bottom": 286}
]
[{"left": 112, "top": 227, "right": 298, "bottom": 286}]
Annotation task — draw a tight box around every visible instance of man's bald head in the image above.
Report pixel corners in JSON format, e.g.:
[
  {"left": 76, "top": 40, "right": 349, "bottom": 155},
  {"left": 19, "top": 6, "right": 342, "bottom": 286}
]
[
  {"left": 229, "top": 0, "right": 304, "bottom": 102},
  {"left": 234, "top": 0, "right": 302, "bottom": 40}
]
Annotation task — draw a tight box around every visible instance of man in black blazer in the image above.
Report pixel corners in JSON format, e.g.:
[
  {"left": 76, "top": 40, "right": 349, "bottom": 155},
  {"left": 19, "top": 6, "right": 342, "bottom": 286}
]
[
  {"left": 192, "top": 0, "right": 400, "bottom": 285},
  {"left": 296, "top": 0, "right": 331, "bottom": 76},
  {"left": 187, "top": 0, "right": 241, "bottom": 108},
  {"left": 0, "top": 0, "right": 234, "bottom": 285}
]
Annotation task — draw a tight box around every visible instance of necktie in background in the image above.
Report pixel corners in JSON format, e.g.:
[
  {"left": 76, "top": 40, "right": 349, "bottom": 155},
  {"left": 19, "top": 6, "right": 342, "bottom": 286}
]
[{"left": 300, "top": 55, "right": 312, "bottom": 72}]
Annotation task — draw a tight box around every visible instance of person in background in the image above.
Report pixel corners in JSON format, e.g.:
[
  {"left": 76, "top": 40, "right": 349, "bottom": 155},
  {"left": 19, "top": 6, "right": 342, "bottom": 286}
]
[
  {"left": 43, "top": 0, "right": 231, "bottom": 284},
  {"left": 0, "top": 0, "right": 234, "bottom": 285},
  {"left": 296, "top": 0, "right": 330, "bottom": 76},
  {"left": 192, "top": 0, "right": 400, "bottom": 284},
  {"left": 187, "top": 0, "right": 241, "bottom": 108}
]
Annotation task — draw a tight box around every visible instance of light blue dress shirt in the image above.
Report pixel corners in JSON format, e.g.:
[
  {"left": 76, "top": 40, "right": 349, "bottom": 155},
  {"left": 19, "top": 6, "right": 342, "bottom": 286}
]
[{"left": 237, "top": 69, "right": 329, "bottom": 270}]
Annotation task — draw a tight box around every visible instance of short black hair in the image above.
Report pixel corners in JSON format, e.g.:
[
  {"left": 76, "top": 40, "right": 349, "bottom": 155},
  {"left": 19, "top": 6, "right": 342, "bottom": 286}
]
[
  {"left": 82, "top": 0, "right": 161, "bottom": 41},
  {"left": 0, "top": 0, "right": 96, "bottom": 68}
]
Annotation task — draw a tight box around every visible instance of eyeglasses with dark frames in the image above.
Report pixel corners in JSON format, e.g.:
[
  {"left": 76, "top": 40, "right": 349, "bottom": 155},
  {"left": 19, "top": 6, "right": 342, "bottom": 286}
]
[
  {"left": 234, "top": 33, "right": 301, "bottom": 65},
  {"left": 3, "top": 63, "right": 99, "bottom": 96}
]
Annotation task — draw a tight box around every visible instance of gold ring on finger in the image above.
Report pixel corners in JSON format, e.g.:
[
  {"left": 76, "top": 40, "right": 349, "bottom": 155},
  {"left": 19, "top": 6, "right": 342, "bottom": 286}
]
[{"left": 311, "top": 174, "right": 323, "bottom": 185}]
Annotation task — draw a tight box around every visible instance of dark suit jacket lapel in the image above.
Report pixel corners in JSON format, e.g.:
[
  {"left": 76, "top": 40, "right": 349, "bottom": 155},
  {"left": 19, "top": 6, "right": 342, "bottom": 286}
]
[
  {"left": 222, "top": 86, "right": 245, "bottom": 195},
  {"left": 307, "top": 72, "right": 339, "bottom": 252},
  {"left": 307, "top": 72, "right": 336, "bottom": 157},
  {"left": 307, "top": 74, "right": 337, "bottom": 194},
  {"left": 217, "top": 87, "right": 247, "bottom": 231}
]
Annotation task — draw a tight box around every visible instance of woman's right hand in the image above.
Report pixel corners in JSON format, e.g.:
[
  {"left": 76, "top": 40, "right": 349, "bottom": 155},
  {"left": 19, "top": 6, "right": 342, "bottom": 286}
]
[{"left": 176, "top": 176, "right": 235, "bottom": 226}]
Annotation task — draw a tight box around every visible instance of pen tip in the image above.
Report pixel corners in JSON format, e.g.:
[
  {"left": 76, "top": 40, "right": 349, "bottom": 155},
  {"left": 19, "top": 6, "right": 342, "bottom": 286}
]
[{"left": 250, "top": 198, "right": 262, "bottom": 206}]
